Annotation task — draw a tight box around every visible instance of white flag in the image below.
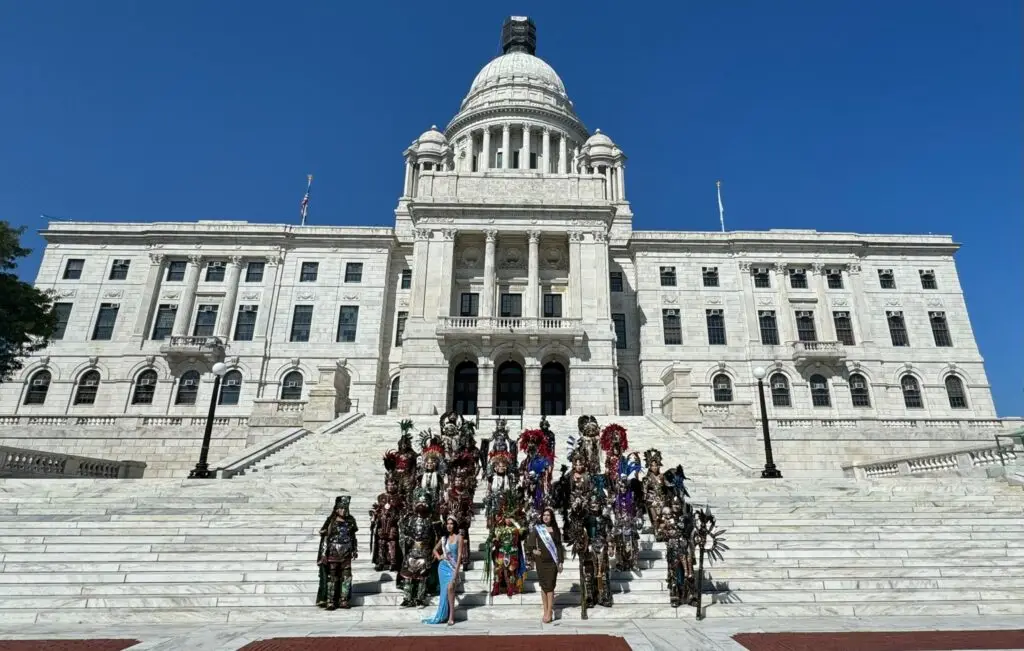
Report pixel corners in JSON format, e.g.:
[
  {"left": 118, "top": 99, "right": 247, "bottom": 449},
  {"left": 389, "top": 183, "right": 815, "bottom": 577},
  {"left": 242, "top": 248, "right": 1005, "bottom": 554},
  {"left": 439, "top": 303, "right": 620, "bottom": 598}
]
[{"left": 716, "top": 180, "right": 725, "bottom": 232}]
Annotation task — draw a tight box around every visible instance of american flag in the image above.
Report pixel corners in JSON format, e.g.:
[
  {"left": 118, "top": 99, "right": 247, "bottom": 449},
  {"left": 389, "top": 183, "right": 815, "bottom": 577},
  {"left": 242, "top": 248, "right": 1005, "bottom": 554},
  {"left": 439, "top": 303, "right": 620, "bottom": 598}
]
[{"left": 300, "top": 174, "right": 313, "bottom": 225}]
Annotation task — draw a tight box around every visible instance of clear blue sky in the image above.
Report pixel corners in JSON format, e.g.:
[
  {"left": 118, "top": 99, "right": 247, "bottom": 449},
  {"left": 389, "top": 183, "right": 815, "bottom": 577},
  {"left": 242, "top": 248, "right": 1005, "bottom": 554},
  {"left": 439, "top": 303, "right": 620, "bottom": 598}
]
[{"left": 1, "top": 1, "right": 1020, "bottom": 415}]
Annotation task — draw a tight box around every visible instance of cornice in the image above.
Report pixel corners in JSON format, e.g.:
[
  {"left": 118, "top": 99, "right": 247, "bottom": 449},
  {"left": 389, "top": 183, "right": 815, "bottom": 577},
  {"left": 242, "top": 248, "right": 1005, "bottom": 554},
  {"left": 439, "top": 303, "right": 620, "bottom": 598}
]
[{"left": 444, "top": 105, "right": 589, "bottom": 144}]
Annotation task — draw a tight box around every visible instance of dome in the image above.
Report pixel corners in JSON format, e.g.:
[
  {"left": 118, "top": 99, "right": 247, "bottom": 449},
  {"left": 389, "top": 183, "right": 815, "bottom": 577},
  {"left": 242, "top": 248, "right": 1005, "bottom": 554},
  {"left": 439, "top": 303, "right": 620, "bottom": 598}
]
[
  {"left": 585, "top": 129, "right": 614, "bottom": 147},
  {"left": 467, "top": 52, "right": 567, "bottom": 99},
  {"left": 418, "top": 125, "right": 447, "bottom": 145}
]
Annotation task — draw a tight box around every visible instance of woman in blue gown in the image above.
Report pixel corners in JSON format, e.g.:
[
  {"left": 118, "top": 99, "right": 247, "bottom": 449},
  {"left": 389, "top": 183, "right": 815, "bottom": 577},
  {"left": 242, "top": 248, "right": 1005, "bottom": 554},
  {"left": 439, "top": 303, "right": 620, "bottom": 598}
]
[{"left": 423, "top": 516, "right": 462, "bottom": 626}]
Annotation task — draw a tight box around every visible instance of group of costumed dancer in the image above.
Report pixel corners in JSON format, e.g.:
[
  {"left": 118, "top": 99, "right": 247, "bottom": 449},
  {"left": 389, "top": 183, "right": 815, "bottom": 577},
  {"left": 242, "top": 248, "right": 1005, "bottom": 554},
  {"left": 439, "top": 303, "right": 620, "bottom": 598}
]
[{"left": 316, "top": 413, "right": 726, "bottom": 621}]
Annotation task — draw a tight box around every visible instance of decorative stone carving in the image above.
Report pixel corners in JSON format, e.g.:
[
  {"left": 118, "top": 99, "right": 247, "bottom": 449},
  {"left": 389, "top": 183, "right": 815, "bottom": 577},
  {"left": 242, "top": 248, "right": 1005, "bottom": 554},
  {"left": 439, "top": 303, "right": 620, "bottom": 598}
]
[
  {"left": 290, "top": 358, "right": 301, "bottom": 368},
  {"left": 58, "top": 289, "right": 77, "bottom": 298},
  {"left": 398, "top": 297, "right": 409, "bottom": 307},
  {"left": 593, "top": 231, "right": 609, "bottom": 242},
  {"left": 413, "top": 229, "right": 432, "bottom": 241},
  {"left": 342, "top": 293, "right": 359, "bottom": 301},
  {"left": 161, "top": 291, "right": 180, "bottom": 300},
  {"left": 459, "top": 246, "right": 481, "bottom": 268},
  {"left": 88, "top": 356, "right": 98, "bottom": 366},
  {"left": 542, "top": 245, "right": 567, "bottom": 270},
  {"left": 832, "top": 297, "right": 849, "bottom": 307},
  {"left": 884, "top": 298, "right": 902, "bottom": 307},
  {"left": 229, "top": 255, "right": 244, "bottom": 267},
  {"left": 484, "top": 230, "right": 498, "bottom": 243},
  {"left": 811, "top": 263, "right": 825, "bottom": 274},
  {"left": 103, "top": 290, "right": 124, "bottom": 299},
  {"left": 738, "top": 261, "right": 752, "bottom": 272},
  {"left": 926, "top": 298, "right": 943, "bottom": 307},
  {"left": 145, "top": 355, "right": 155, "bottom": 365},
  {"left": 527, "top": 230, "right": 541, "bottom": 243},
  {"left": 705, "top": 296, "right": 723, "bottom": 305},
  {"left": 499, "top": 247, "right": 524, "bottom": 269},
  {"left": 148, "top": 253, "right": 165, "bottom": 264},
  {"left": 240, "top": 292, "right": 260, "bottom": 301},
  {"left": 568, "top": 231, "right": 585, "bottom": 243},
  {"left": 296, "top": 291, "right": 316, "bottom": 301},
  {"left": 39, "top": 356, "right": 50, "bottom": 367},
  {"left": 757, "top": 296, "right": 774, "bottom": 306},
  {"left": 662, "top": 294, "right": 678, "bottom": 304},
  {"left": 442, "top": 228, "right": 458, "bottom": 241},
  {"left": 187, "top": 254, "right": 203, "bottom": 265},
  {"left": 848, "top": 262, "right": 863, "bottom": 274}
]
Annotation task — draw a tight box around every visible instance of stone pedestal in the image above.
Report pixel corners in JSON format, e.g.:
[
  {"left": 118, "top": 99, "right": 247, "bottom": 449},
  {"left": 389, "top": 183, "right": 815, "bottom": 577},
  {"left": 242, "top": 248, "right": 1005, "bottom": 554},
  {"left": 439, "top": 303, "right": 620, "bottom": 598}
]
[
  {"left": 304, "top": 363, "right": 346, "bottom": 429},
  {"left": 659, "top": 364, "right": 701, "bottom": 425}
]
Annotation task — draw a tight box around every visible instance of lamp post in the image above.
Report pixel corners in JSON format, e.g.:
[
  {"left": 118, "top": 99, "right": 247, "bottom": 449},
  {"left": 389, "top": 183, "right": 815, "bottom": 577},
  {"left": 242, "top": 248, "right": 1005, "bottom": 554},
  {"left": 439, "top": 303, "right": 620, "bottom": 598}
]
[
  {"left": 752, "top": 366, "right": 782, "bottom": 479},
  {"left": 189, "top": 362, "right": 228, "bottom": 479}
]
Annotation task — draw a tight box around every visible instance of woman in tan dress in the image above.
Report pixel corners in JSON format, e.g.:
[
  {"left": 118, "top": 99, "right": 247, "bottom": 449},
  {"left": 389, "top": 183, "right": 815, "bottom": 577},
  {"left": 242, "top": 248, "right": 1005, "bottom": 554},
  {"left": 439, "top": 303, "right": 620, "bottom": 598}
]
[{"left": 525, "top": 506, "right": 564, "bottom": 623}]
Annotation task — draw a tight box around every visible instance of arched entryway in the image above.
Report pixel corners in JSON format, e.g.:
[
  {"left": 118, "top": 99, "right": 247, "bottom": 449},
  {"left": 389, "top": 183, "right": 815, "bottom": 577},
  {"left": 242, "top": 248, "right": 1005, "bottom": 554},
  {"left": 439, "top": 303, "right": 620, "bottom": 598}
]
[
  {"left": 541, "top": 361, "right": 567, "bottom": 415},
  {"left": 494, "top": 360, "right": 524, "bottom": 415},
  {"left": 452, "top": 361, "right": 478, "bottom": 415}
]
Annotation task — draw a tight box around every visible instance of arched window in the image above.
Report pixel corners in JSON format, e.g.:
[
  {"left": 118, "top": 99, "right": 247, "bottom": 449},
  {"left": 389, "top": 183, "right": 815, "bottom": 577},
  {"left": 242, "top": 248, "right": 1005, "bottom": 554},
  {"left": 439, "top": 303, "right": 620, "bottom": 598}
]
[
  {"left": 809, "top": 374, "right": 830, "bottom": 407},
  {"left": 945, "top": 376, "right": 967, "bottom": 409},
  {"left": 712, "top": 374, "right": 733, "bottom": 402},
  {"left": 73, "top": 370, "right": 101, "bottom": 405},
  {"left": 617, "top": 377, "right": 631, "bottom": 413},
  {"left": 24, "top": 370, "right": 52, "bottom": 405},
  {"left": 848, "top": 373, "right": 871, "bottom": 408},
  {"left": 281, "top": 370, "right": 303, "bottom": 400},
  {"left": 769, "top": 373, "right": 790, "bottom": 407},
  {"left": 219, "top": 370, "right": 242, "bottom": 406},
  {"left": 389, "top": 376, "right": 400, "bottom": 410},
  {"left": 131, "top": 369, "right": 158, "bottom": 405},
  {"left": 901, "top": 375, "right": 923, "bottom": 409},
  {"left": 175, "top": 370, "right": 200, "bottom": 406}
]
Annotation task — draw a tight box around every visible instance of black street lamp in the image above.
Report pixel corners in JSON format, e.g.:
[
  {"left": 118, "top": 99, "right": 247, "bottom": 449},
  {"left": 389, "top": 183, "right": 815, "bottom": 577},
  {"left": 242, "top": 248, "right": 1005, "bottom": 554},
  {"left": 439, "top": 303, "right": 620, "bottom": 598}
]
[
  {"left": 188, "top": 362, "right": 228, "bottom": 479},
  {"left": 752, "top": 366, "right": 782, "bottom": 479}
]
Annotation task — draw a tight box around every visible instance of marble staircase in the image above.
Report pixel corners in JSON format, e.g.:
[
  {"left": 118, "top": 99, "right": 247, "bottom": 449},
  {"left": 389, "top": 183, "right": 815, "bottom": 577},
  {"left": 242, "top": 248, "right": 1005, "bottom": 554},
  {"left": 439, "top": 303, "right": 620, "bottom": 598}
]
[{"left": 0, "top": 414, "right": 1022, "bottom": 624}]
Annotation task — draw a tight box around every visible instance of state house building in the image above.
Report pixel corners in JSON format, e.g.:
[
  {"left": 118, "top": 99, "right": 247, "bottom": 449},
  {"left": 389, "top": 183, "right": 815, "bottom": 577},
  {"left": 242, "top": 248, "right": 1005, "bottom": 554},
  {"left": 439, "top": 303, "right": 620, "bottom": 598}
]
[{"left": 1, "top": 17, "right": 996, "bottom": 429}]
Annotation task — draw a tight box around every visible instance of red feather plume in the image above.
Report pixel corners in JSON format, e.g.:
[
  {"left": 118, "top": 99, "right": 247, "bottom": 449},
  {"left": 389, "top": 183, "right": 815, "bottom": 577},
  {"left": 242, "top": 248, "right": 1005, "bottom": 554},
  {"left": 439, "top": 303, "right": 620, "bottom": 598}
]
[
  {"left": 519, "top": 429, "right": 553, "bottom": 461},
  {"left": 600, "top": 423, "right": 629, "bottom": 452}
]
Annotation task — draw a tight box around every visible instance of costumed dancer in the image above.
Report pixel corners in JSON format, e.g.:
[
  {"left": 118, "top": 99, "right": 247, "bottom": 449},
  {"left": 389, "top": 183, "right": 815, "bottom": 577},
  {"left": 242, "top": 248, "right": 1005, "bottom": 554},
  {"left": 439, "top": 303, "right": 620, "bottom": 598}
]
[
  {"left": 539, "top": 415, "right": 556, "bottom": 459},
  {"left": 369, "top": 470, "right": 406, "bottom": 572},
  {"left": 442, "top": 450, "right": 477, "bottom": 572},
  {"left": 439, "top": 411, "right": 462, "bottom": 459},
  {"left": 390, "top": 421, "right": 419, "bottom": 499},
  {"left": 485, "top": 494, "right": 527, "bottom": 599},
  {"left": 484, "top": 449, "right": 517, "bottom": 529},
  {"left": 575, "top": 482, "right": 614, "bottom": 617},
  {"left": 518, "top": 428, "right": 554, "bottom": 525},
  {"left": 483, "top": 418, "right": 518, "bottom": 473},
  {"left": 416, "top": 443, "right": 446, "bottom": 509},
  {"left": 612, "top": 451, "right": 644, "bottom": 572},
  {"left": 660, "top": 495, "right": 694, "bottom": 608},
  {"left": 525, "top": 506, "right": 564, "bottom": 624},
  {"left": 423, "top": 515, "right": 463, "bottom": 626},
  {"left": 399, "top": 488, "right": 440, "bottom": 607},
  {"left": 454, "top": 418, "right": 480, "bottom": 494},
  {"left": 315, "top": 512, "right": 330, "bottom": 607},
  {"left": 317, "top": 495, "right": 359, "bottom": 610},
  {"left": 642, "top": 449, "right": 668, "bottom": 540},
  {"left": 577, "top": 415, "right": 602, "bottom": 475},
  {"left": 600, "top": 423, "right": 628, "bottom": 482}
]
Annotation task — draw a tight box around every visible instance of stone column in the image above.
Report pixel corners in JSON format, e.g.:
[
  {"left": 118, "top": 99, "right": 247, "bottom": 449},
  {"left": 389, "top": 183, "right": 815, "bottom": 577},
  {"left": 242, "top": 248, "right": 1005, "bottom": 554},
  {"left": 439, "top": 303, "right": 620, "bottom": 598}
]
[
  {"left": 171, "top": 255, "right": 203, "bottom": 336},
  {"left": 255, "top": 253, "right": 282, "bottom": 340},
  {"left": 604, "top": 167, "right": 613, "bottom": 200},
  {"left": 617, "top": 163, "right": 626, "bottom": 200},
  {"left": 501, "top": 122, "right": 511, "bottom": 169},
  {"left": 812, "top": 263, "right": 836, "bottom": 340},
  {"left": 133, "top": 253, "right": 165, "bottom": 340},
  {"left": 437, "top": 229, "right": 458, "bottom": 317},
  {"left": 216, "top": 256, "right": 244, "bottom": 339},
  {"left": 558, "top": 133, "right": 567, "bottom": 174},
  {"left": 463, "top": 132, "right": 475, "bottom": 172},
  {"left": 522, "top": 124, "right": 531, "bottom": 169},
  {"left": 525, "top": 360, "right": 541, "bottom": 416},
  {"left": 568, "top": 232, "right": 584, "bottom": 318},
  {"left": 482, "top": 128, "right": 491, "bottom": 170},
  {"left": 592, "top": 231, "right": 610, "bottom": 319},
  {"left": 848, "top": 262, "right": 874, "bottom": 344},
  {"left": 527, "top": 231, "right": 540, "bottom": 319},
  {"left": 738, "top": 262, "right": 760, "bottom": 343},
  {"left": 542, "top": 128, "right": 551, "bottom": 173},
  {"left": 477, "top": 356, "right": 494, "bottom": 417},
  {"left": 403, "top": 159, "right": 413, "bottom": 196},
  {"left": 410, "top": 229, "right": 432, "bottom": 318},
  {"left": 773, "top": 263, "right": 796, "bottom": 343},
  {"left": 482, "top": 230, "right": 497, "bottom": 320}
]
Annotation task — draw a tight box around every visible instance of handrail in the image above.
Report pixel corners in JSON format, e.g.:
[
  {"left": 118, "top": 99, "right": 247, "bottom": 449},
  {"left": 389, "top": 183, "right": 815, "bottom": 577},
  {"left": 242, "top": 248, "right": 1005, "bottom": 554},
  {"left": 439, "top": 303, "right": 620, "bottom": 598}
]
[
  {"left": 994, "top": 428, "right": 1024, "bottom": 467},
  {"left": 645, "top": 414, "right": 756, "bottom": 477},
  {"left": 0, "top": 446, "right": 146, "bottom": 479},
  {"left": 843, "top": 439, "right": 1022, "bottom": 479}
]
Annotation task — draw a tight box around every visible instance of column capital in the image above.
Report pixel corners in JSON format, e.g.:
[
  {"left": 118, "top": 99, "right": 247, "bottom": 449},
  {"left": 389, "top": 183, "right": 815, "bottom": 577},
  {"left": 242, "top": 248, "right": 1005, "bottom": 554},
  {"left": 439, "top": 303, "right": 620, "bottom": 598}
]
[
  {"left": 414, "top": 228, "right": 432, "bottom": 241},
  {"left": 738, "top": 261, "right": 752, "bottom": 272},
  {"left": 592, "top": 231, "right": 609, "bottom": 243},
  {"left": 187, "top": 254, "right": 204, "bottom": 265},
  {"left": 265, "top": 253, "right": 283, "bottom": 267},
  {"left": 847, "top": 261, "right": 863, "bottom": 274},
  {"left": 484, "top": 229, "right": 498, "bottom": 243},
  {"left": 772, "top": 262, "right": 789, "bottom": 273},
  {"left": 229, "top": 255, "right": 244, "bottom": 268},
  {"left": 502, "top": 122, "right": 511, "bottom": 131},
  {"left": 148, "top": 253, "right": 166, "bottom": 265},
  {"left": 542, "top": 126, "right": 551, "bottom": 136},
  {"left": 528, "top": 230, "right": 541, "bottom": 243},
  {"left": 441, "top": 228, "right": 458, "bottom": 241},
  {"left": 522, "top": 123, "right": 531, "bottom": 132},
  {"left": 811, "top": 262, "right": 825, "bottom": 274},
  {"left": 569, "top": 231, "right": 586, "bottom": 243}
]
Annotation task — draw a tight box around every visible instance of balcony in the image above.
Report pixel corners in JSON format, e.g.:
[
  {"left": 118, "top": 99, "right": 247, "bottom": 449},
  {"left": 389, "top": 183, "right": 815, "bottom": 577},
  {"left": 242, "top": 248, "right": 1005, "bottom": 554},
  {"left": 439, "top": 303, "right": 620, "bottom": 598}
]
[
  {"left": 436, "top": 316, "right": 585, "bottom": 345},
  {"left": 790, "top": 340, "right": 846, "bottom": 365},
  {"left": 159, "top": 335, "right": 226, "bottom": 365}
]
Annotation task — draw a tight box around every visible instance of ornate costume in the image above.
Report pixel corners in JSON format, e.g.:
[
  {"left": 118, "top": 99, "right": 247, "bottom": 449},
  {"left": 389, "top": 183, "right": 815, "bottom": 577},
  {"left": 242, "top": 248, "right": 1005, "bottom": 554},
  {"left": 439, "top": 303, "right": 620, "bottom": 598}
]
[
  {"left": 611, "top": 451, "right": 644, "bottom": 572},
  {"left": 539, "top": 415, "right": 555, "bottom": 458},
  {"left": 485, "top": 496, "right": 527, "bottom": 598},
  {"left": 439, "top": 411, "right": 463, "bottom": 459},
  {"left": 389, "top": 422, "right": 419, "bottom": 499},
  {"left": 577, "top": 415, "right": 602, "bottom": 475},
  {"left": 317, "top": 495, "right": 359, "bottom": 610},
  {"left": 574, "top": 486, "right": 614, "bottom": 618},
  {"left": 416, "top": 444, "right": 446, "bottom": 508},
  {"left": 399, "top": 488, "right": 439, "bottom": 607},
  {"left": 369, "top": 474, "right": 405, "bottom": 572},
  {"left": 484, "top": 450, "right": 517, "bottom": 529},
  {"left": 600, "top": 423, "right": 629, "bottom": 482},
  {"left": 441, "top": 451, "right": 477, "bottom": 571},
  {"left": 642, "top": 449, "right": 668, "bottom": 540},
  {"left": 518, "top": 429, "right": 553, "bottom": 525}
]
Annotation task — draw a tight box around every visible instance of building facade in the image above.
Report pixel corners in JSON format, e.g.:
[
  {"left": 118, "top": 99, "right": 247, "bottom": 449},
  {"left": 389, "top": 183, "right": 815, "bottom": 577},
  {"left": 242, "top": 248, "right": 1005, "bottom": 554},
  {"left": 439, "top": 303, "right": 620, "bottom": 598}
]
[{"left": 0, "top": 17, "right": 997, "bottom": 428}]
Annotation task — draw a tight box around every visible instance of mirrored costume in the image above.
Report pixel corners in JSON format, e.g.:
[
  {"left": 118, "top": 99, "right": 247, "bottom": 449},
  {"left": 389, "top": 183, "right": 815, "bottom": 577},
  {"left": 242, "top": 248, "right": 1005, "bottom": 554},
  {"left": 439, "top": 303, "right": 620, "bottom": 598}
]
[
  {"left": 439, "top": 411, "right": 463, "bottom": 459},
  {"left": 575, "top": 483, "right": 614, "bottom": 617},
  {"left": 484, "top": 449, "right": 517, "bottom": 530},
  {"left": 661, "top": 496, "right": 697, "bottom": 608},
  {"left": 442, "top": 451, "right": 477, "bottom": 571},
  {"left": 518, "top": 429, "right": 553, "bottom": 525},
  {"left": 612, "top": 451, "right": 644, "bottom": 572},
  {"left": 642, "top": 449, "right": 668, "bottom": 541},
  {"left": 399, "top": 488, "right": 439, "bottom": 607},
  {"left": 369, "top": 473, "right": 406, "bottom": 572},
  {"left": 317, "top": 495, "right": 359, "bottom": 610},
  {"left": 577, "top": 415, "right": 602, "bottom": 475},
  {"left": 389, "top": 424, "right": 419, "bottom": 500},
  {"left": 416, "top": 444, "right": 446, "bottom": 509},
  {"left": 485, "top": 494, "right": 527, "bottom": 598}
]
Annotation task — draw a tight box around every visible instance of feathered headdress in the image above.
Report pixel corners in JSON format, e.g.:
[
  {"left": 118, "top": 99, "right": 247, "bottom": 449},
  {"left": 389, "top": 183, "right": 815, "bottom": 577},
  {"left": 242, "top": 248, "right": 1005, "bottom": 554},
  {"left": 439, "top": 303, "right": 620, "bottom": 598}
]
[
  {"left": 600, "top": 423, "right": 628, "bottom": 452},
  {"left": 643, "top": 448, "right": 663, "bottom": 469},
  {"left": 488, "top": 449, "right": 513, "bottom": 465},
  {"left": 399, "top": 419, "right": 415, "bottom": 434},
  {"left": 664, "top": 464, "right": 690, "bottom": 498},
  {"left": 383, "top": 450, "right": 399, "bottom": 473},
  {"left": 418, "top": 428, "right": 442, "bottom": 451},
  {"left": 421, "top": 444, "right": 445, "bottom": 465},
  {"left": 694, "top": 505, "right": 729, "bottom": 565},
  {"left": 519, "top": 428, "right": 553, "bottom": 461}
]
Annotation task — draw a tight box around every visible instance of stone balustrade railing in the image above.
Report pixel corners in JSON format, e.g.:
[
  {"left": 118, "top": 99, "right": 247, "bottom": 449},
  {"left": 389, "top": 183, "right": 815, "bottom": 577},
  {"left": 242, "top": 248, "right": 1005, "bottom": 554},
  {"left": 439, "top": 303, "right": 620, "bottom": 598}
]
[
  {"left": 842, "top": 440, "right": 1022, "bottom": 479},
  {"left": 438, "top": 316, "right": 584, "bottom": 333},
  {"left": 0, "top": 445, "right": 146, "bottom": 479},
  {"left": 0, "top": 415, "right": 250, "bottom": 428},
  {"left": 772, "top": 417, "right": 1016, "bottom": 431}
]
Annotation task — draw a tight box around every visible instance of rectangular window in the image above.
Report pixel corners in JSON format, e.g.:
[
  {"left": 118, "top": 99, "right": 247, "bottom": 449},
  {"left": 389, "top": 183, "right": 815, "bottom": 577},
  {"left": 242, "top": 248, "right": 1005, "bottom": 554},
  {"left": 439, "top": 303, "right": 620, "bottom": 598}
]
[
  {"left": 290, "top": 305, "right": 313, "bottom": 342},
  {"left": 789, "top": 268, "right": 808, "bottom": 289},
  {"left": 529, "top": 152, "right": 538, "bottom": 170},
  {"left": 796, "top": 311, "right": 817, "bottom": 342},
  {"left": 233, "top": 305, "right": 257, "bottom": 341},
  {"left": 166, "top": 260, "right": 187, "bottom": 282},
  {"left": 543, "top": 294, "right": 563, "bottom": 318},
  {"left": 920, "top": 269, "right": 938, "bottom": 290},
  {"left": 702, "top": 266, "right": 719, "bottom": 287},
  {"left": 109, "top": 259, "right": 130, "bottom": 280},
  {"left": 394, "top": 311, "right": 408, "bottom": 347},
  {"left": 344, "top": 262, "right": 363, "bottom": 283},
  {"left": 612, "top": 313, "right": 627, "bottom": 350},
  {"left": 833, "top": 311, "right": 856, "bottom": 346},
  {"left": 192, "top": 305, "right": 219, "bottom": 337},
  {"left": 460, "top": 293, "right": 479, "bottom": 317},
  {"left": 826, "top": 268, "right": 844, "bottom": 289},
  {"left": 930, "top": 311, "right": 952, "bottom": 347},
  {"left": 205, "top": 261, "right": 226, "bottom": 282},
  {"left": 758, "top": 310, "right": 780, "bottom": 345},
  {"left": 495, "top": 151, "right": 503, "bottom": 168},
  {"left": 151, "top": 304, "right": 177, "bottom": 340},
  {"left": 609, "top": 271, "right": 624, "bottom": 292},
  {"left": 400, "top": 268, "right": 412, "bottom": 289},
  {"left": 245, "top": 261, "right": 265, "bottom": 283},
  {"left": 659, "top": 266, "right": 677, "bottom": 287},
  {"left": 887, "top": 311, "right": 909, "bottom": 346},
  {"left": 63, "top": 259, "right": 84, "bottom": 280},
  {"left": 336, "top": 305, "right": 359, "bottom": 342},
  {"left": 512, "top": 151, "right": 520, "bottom": 169},
  {"left": 500, "top": 293, "right": 523, "bottom": 318},
  {"left": 878, "top": 269, "right": 896, "bottom": 289},
  {"left": 752, "top": 266, "right": 771, "bottom": 288},
  {"left": 92, "top": 303, "right": 119, "bottom": 341},
  {"left": 52, "top": 302, "right": 73, "bottom": 340},
  {"left": 662, "top": 309, "right": 682, "bottom": 345},
  {"left": 300, "top": 262, "right": 319, "bottom": 282},
  {"left": 706, "top": 309, "right": 727, "bottom": 345}
]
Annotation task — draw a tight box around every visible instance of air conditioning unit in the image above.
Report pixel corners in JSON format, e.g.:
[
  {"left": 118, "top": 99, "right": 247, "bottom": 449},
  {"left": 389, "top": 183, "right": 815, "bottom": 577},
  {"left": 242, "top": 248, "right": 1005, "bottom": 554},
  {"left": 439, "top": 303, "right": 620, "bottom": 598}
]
[
  {"left": 284, "top": 381, "right": 300, "bottom": 388},
  {"left": 224, "top": 378, "right": 240, "bottom": 387},
  {"left": 31, "top": 378, "right": 48, "bottom": 386},
  {"left": 199, "top": 306, "right": 216, "bottom": 312},
  {"left": 812, "top": 382, "right": 826, "bottom": 390},
  {"left": 83, "top": 379, "right": 98, "bottom": 387},
  {"left": 772, "top": 381, "right": 787, "bottom": 390},
  {"left": 241, "top": 305, "right": 258, "bottom": 312},
  {"left": 139, "top": 378, "right": 155, "bottom": 386},
  {"left": 852, "top": 381, "right": 865, "bottom": 389}
]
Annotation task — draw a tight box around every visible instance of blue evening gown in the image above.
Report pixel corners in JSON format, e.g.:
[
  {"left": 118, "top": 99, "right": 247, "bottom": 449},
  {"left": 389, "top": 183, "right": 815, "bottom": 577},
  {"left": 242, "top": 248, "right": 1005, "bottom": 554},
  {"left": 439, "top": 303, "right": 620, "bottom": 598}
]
[{"left": 423, "top": 538, "right": 459, "bottom": 624}]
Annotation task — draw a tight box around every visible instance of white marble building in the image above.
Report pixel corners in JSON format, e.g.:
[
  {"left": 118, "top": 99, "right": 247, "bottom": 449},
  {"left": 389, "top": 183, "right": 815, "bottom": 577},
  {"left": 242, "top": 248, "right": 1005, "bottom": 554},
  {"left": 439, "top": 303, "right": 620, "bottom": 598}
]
[{"left": 0, "top": 17, "right": 998, "bottom": 435}]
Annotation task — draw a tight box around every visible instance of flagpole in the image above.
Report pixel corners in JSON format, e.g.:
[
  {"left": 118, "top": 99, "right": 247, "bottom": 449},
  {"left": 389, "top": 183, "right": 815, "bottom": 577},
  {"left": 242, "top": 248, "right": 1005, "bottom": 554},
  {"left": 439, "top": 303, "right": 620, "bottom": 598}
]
[
  {"left": 300, "top": 174, "right": 313, "bottom": 226},
  {"left": 716, "top": 180, "right": 726, "bottom": 233}
]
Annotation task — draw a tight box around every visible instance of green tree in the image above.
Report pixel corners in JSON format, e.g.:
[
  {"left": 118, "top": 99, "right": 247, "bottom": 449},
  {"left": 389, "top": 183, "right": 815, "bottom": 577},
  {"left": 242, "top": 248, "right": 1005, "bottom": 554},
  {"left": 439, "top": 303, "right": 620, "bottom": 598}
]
[{"left": 0, "top": 221, "right": 57, "bottom": 382}]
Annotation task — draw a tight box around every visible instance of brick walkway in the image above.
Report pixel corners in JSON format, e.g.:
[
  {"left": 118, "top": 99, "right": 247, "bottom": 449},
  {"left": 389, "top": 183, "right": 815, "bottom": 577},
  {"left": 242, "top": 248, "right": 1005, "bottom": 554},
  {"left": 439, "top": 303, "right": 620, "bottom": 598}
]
[
  {"left": 733, "top": 630, "right": 1024, "bottom": 651},
  {"left": 238, "top": 635, "right": 632, "bottom": 651}
]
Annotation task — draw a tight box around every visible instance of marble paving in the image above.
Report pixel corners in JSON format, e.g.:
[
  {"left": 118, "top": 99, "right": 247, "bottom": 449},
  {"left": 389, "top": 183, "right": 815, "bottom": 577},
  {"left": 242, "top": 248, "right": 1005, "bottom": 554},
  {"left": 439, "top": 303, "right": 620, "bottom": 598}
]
[{"left": 1, "top": 616, "right": 1023, "bottom": 650}]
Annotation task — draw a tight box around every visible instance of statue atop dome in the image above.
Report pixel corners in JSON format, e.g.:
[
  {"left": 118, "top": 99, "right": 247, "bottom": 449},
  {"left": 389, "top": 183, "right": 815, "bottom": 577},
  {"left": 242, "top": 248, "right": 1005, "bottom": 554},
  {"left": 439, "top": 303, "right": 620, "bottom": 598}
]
[{"left": 502, "top": 16, "right": 537, "bottom": 55}]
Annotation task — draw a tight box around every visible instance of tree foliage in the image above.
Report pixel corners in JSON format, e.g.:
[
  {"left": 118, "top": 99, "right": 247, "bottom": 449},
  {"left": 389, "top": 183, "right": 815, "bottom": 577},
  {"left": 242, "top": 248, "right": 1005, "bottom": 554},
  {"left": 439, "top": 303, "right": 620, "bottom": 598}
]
[{"left": 0, "top": 221, "right": 57, "bottom": 382}]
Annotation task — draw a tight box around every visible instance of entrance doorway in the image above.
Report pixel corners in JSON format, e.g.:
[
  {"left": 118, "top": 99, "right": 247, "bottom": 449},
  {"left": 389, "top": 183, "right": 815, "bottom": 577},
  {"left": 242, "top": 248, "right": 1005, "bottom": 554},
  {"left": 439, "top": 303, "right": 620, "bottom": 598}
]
[
  {"left": 541, "top": 361, "right": 567, "bottom": 415},
  {"left": 494, "top": 361, "right": 524, "bottom": 415},
  {"left": 452, "top": 361, "right": 478, "bottom": 415}
]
